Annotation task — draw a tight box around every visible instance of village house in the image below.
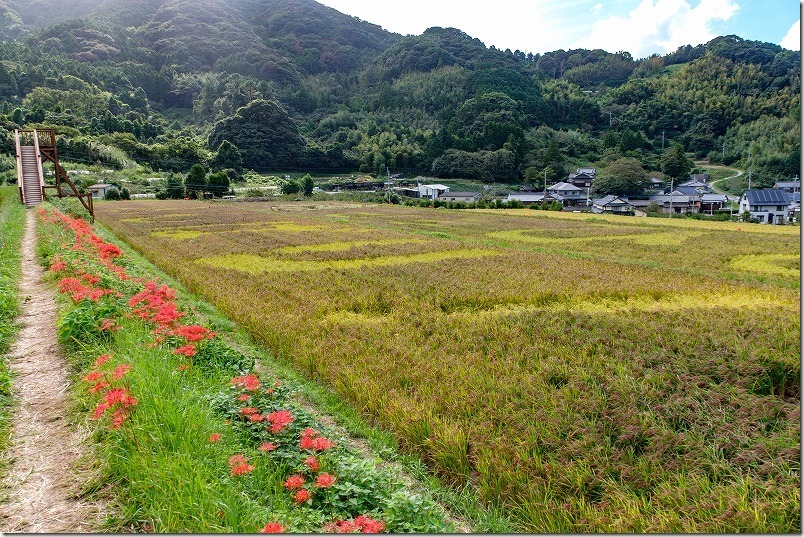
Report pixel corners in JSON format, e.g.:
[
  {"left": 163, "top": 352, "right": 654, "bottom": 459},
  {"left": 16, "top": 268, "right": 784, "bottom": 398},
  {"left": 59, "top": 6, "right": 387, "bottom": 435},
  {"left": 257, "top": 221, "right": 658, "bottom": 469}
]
[
  {"left": 505, "top": 192, "right": 549, "bottom": 205},
  {"left": 773, "top": 178, "right": 801, "bottom": 194},
  {"left": 699, "top": 193, "right": 730, "bottom": 214},
  {"left": 590, "top": 195, "right": 633, "bottom": 214},
  {"left": 417, "top": 184, "right": 450, "bottom": 200},
  {"left": 648, "top": 190, "right": 700, "bottom": 214},
  {"left": 546, "top": 182, "right": 588, "bottom": 207},
  {"left": 439, "top": 191, "right": 480, "bottom": 203},
  {"left": 567, "top": 167, "right": 596, "bottom": 189},
  {"left": 739, "top": 189, "right": 790, "bottom": 224},
  {"left": 676, "top": 177, "right": 711, "bottom": 194},
  {"left": 87, "top": 183, "right": 119, "bottom": 199}
]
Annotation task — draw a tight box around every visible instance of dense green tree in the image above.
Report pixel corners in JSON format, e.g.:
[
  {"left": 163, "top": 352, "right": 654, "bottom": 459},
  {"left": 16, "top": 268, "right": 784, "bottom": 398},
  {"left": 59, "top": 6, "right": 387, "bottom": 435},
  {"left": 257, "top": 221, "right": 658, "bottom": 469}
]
[
  {"left": 211, "top": 140, "right": 243, "bottom": 171},
  {"left": 593, "top": 157, "right": 648, "bottom": 197},
  {"left": 164, "top": 176, "right": 185, "bottom": 199},
  {"left": 208, "top": 99, "right": 306, "bottom": 170},
  {"left": 185, "top": 164, "right": 208, "bottom": 197},
  {"left": 207, "top": 171, "right": 230, "bottom": 197},
  {"left": 301, "top": 174, "right": 314, "bottom": 196},
  {"left": 661, "top": 142, "right": 693, "bottom": 181}
]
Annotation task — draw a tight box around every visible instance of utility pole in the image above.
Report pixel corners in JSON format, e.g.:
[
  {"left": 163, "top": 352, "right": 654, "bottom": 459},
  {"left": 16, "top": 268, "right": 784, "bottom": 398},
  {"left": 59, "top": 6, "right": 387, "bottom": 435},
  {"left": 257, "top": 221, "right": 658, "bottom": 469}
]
[
  {"left": 609, "top": 111, "right": 612, "bottom": 127},
  {"left": 661, "top": 131, "right": 665, "bottom": 150},
  {"left": 669, "top": 177, "right": 673, "bottom": 218}
]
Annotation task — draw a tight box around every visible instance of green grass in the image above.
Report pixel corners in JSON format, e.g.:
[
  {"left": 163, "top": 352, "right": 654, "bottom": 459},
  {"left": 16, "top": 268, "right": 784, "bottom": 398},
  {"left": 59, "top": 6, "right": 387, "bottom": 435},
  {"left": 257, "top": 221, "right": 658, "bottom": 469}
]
[{"left": 0, "top": 186, "right": 26, "bottom": 476}]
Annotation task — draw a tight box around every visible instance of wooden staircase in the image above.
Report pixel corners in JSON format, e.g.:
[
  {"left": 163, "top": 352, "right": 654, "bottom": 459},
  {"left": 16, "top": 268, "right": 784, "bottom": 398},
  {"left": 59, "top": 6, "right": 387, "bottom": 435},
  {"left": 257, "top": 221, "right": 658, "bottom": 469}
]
[
  {"left": 15, "top": 129, "right": 93, "bottom": 220},
  {"left": 18, "top": 145, "right": 43, "bottom": 206}
]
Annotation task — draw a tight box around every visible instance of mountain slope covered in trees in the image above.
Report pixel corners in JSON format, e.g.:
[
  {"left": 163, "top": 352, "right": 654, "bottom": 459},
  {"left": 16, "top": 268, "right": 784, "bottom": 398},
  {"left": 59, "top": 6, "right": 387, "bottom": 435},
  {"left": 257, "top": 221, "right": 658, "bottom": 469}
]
[{"left": 0, "top": 0, "right": 798, "bottom": 187}]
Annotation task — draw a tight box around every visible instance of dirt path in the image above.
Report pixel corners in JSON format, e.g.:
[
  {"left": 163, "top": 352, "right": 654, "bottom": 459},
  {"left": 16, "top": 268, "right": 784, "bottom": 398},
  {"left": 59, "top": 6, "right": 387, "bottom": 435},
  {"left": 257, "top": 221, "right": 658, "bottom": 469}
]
[{"left": 0, "top": 209, "right": 105, "bottom": 532}]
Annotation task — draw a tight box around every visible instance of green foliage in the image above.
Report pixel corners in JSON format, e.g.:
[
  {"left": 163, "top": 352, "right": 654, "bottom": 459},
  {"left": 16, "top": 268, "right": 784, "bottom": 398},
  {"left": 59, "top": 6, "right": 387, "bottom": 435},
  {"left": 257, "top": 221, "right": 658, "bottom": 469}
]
[
  {"left": 594, "top": 157, "right": 648, "bottom": 196},
  {"left": 207, "top": 171, "right": 230, "bottom": 197},
  {"left": 208, "top": 100, "right": 306, "bottom": 170},
  {"left": 661, "top": 142, "right": 693, "bottom": 180},
  {"left": 301, "top": 174, "right": 314, "bottom": 197}
]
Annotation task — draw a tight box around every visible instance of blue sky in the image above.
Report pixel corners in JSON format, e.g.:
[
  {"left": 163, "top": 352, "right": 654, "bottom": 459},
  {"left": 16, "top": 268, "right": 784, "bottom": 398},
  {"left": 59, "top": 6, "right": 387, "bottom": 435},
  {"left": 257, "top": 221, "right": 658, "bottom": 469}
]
[{"left": 317, "top": 0, "right": 801, "bottom": 58}]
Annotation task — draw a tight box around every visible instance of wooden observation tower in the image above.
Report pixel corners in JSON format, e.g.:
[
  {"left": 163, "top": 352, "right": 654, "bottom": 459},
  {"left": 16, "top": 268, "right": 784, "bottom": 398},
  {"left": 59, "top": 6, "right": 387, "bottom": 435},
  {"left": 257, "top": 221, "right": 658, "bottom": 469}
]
[{"left": 15, "top": 128, "right": 94, "bottom": 220}]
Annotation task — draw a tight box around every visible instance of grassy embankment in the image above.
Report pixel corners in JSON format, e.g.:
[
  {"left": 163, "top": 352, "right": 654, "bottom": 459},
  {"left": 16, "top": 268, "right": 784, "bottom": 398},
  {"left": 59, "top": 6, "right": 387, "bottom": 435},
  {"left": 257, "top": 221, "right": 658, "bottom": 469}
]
[
  {"left": 94, "top": 199, "right": 800, "bottom": 533},
  {"left": 0, "top": 186, "right": 26, "bottom": 476}
]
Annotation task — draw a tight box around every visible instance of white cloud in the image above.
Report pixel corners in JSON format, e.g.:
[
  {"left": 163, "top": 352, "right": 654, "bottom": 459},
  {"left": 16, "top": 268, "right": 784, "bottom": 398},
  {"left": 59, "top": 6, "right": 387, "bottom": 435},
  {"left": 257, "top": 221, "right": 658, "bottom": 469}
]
[
  {"left": 576, "top": 0, "right": 740, "bottom": 58},
  {"left": 780, "top": 19, "right": 800, "bottom": 50}
]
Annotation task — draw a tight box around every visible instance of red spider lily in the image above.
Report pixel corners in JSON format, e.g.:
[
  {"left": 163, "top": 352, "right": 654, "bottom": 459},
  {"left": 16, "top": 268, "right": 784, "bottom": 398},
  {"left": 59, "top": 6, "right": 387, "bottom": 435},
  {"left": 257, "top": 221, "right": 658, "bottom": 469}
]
[
  {"left": 293, "top": 489, "right": 311, "bottom": 504},
  {"left": 354, "top": 516, "right": 384, "bottom": 534},
  {"left": 301, "top": 428, "right": 317, "bottom": 439},
  {"left": 230, "top": 374, "right": 261, "bottom": 392},
  {"left": 258, "top": 442, "right": 277, "bottom": 452},
  {"left": 209, "top": 433, "right": 221, "bottom": 442},
  {"left": 229, "top": 454, "right": 254, "bottom": 476},
  {"left": 170, "top": 325, "right": 216, "bottom": 342},
  {"left": 259, "top": 522, "right": 285, "bottom": 533},
  {"left": 248, "top": 413, "right": 264, "bottom": 423},
  {"left": 177, "top": 364, "right": 190, "bottom": 371},
  {"left": 81, "top": 273, "right": 101, "bottom": 285},
  {"left": 90, "top": 381, "right": 109, "bottom": 393},
  {"left": 237, "top": 394, "right": 251, "bottom": 402},
  {"left": 284, "top": 474, "right": 306, "bottom": 490},
  {"left": 300, "top": 433, "right": 335, "bottom": 452},
  {"left": 315, "top": 473, "right": 336, "bottom": 488},
  {"left": 267, "top": 410, "right": 294, "bottom": 433},
  {"left": 239, "top": 407, "right": 259, "bottom": 415},
  {"left": 110, "top": 408, "right": 130, "bottom": 429},
  {"left": 49, "top": 260, "right": 68, "bottom": 272},
  {"left": 322, "top": 520, "right": 358, "bottom": 533},
  {"left": 95, "top": 354, "right": 112, "bottom": 366},
  {"left": 260, "top": 522, "right": 285, "bottom": 533},
  {"left": 83, "top": 370, "right": 104, "bottom": 383},
  {"left": 173, "top": 344, "right": 197, "bottom": 357},
  {"left": 112, "top": 363, "right": 131, "bottom": 380},
  {"left": 304, "top": 456, "right": 320, "bottom": 472}
]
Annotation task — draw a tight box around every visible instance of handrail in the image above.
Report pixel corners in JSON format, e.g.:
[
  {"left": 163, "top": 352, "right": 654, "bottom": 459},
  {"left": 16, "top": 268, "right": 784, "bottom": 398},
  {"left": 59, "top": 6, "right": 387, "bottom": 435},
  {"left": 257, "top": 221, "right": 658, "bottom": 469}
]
[{"left": 14, "top": 130, "right": 23, "bottom": 204}]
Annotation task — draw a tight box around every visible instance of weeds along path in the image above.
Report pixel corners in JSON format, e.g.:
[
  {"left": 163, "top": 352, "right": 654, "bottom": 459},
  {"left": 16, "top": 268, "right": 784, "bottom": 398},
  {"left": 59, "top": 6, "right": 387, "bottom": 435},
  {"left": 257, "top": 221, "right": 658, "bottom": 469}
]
[{"left": 0, "top": 210, "right": 105, "bottom": 532}]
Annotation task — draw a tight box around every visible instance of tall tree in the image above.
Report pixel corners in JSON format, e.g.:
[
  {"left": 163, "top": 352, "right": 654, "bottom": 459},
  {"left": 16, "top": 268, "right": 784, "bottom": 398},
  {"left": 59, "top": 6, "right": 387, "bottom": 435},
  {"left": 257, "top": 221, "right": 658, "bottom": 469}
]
[
  {"left": 661, "top": 142, "right": 693, "bottom": 182},
  {"left": 593, "top": 157, "right": 647, "bottom": 197}
]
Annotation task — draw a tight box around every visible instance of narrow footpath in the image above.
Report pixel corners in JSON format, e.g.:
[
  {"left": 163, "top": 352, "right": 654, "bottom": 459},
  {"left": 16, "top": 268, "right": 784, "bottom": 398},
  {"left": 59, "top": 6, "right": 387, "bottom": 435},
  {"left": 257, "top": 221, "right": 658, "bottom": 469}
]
[{"left": 0, "top": 209, "right": 105, "bottom": 532}]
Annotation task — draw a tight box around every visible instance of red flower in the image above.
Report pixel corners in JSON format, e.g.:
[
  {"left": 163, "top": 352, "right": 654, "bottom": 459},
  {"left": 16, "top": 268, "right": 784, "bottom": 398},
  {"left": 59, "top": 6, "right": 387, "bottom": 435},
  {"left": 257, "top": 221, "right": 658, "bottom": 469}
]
[
  {"left": 315, "top": 473, "right": 336, "bottom": 488},
  {"left": 248, "top": 413, "right": 264, "bottom": 423},
  {"left": 173, "top": 344, "right": 197, "bottom": 357},
  {"left": 267, "top": 410, "right": 294, "bottom": 433},
  {"left": 95, "top": 354, "right": 111, "bottom": 366},
  {"left": 49, "top": 260, "right": 67, "bottom": 272},
  {"left": 229, "top": 454, "right": 254, "bottom": 476},
  {"left": 177, "top": 364, "right": 190, "bottom": 371},
  {"left": 89, "top": 381, "right": 109, "bottom": 393},
  {"left": 294, "top": 489, "right": 311, "bottom": 504},
  {"left": 230, "top": 374, "right": 261, "bottom": 391},
  {"left": 170, "top": 325, "right": 216, "bottom": 342},
  {"left": 284, "top": 474, "right": 305, "bottom": 490},
  {"left": 304, "top": 456, "right": 320, "bottom": 472},
  {"left": 258, "top": 442, "right": 277, "bottom": 452},
  {"left": 237, "top": 394, "right": 251, "bottom": 402},
  {"left": 259, "top": 522, "right": 285, "bottom": 533},
  {"left": 99, "top": 318, "right": 120, "bottom": 331},
  {"left": 355, "top": 515, "right": 384, "bottom": 534},
  {"left": 112, "top": 363, "right": 131, "bottom": 380},
  {"left": 209, "top": 433, "right": 221, "bottom": 442},
  {"left": 83, "top": 370, "right": 104, "bottom": 382},
  {"left": 239, "top": 407, "right": 259, "bottom": 415}
]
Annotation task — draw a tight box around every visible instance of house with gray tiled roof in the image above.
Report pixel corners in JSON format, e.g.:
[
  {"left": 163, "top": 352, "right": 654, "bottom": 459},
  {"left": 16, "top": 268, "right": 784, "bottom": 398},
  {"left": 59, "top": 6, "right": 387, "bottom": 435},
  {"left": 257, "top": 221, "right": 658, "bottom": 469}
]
[{"left": 590, "top": 195, "right": 633, "bottom": 214}]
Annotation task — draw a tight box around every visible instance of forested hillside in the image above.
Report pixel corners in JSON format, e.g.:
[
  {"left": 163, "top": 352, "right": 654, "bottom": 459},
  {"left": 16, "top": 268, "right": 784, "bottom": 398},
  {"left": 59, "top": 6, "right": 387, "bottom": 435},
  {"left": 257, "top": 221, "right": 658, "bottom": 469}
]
[{"left": 0, "top": 0, "right": 798, "bottom": 187}]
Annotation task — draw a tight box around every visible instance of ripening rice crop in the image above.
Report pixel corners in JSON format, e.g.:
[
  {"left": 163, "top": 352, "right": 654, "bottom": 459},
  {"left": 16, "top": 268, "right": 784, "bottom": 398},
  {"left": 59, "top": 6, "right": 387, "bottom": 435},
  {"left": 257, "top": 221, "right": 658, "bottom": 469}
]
[{"left": 96, "top": 200, "right": 801, "bottom": 533}]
